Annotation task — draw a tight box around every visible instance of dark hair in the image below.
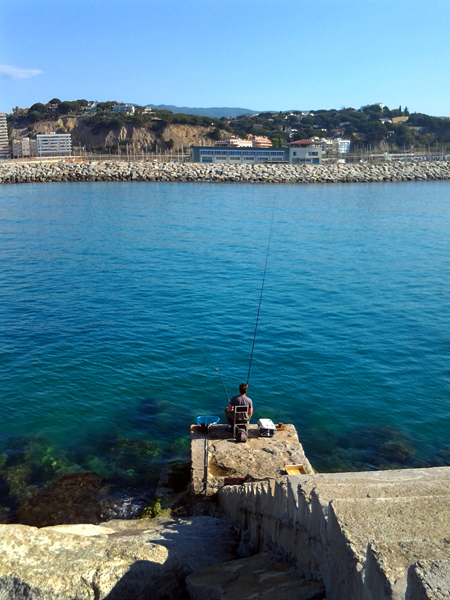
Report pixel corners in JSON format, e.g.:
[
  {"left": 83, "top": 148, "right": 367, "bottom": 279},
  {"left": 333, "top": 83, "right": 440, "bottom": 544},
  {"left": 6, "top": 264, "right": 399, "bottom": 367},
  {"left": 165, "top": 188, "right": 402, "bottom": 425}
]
[{"left": 239, "top": 383, "right": 248, "bottom": 395}]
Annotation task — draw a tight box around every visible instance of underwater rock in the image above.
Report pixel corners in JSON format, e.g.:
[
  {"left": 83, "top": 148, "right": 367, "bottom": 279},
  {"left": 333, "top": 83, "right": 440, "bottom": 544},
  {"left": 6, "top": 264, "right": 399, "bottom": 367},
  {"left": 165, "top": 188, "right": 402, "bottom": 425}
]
[
  {"left": 15, "top": 472, "right": 105, "bottom": 527},
  {"left": 311, "top": 424, "right": 419, "bottom": 472},
  {"left": 0, "top": 505, "right": 9, "bottom": 524},
  {"left": 2, "top": 464, "right": 32, "bottom": 499}
]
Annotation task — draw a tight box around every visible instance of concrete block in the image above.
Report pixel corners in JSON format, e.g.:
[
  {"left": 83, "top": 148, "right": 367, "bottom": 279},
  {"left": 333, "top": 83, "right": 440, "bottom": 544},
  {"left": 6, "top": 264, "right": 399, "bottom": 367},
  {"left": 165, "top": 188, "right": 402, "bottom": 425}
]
[
  {"left": 406, "top": 560, "right": 450, "bottom": 600},
  {"left": 365, "top": 541, "right": 450, "bottom": 600},
  {"left": 323, "top": 499, "right": 366, "bottom": 600},
  {"left": 330, "top": 496, "right": 450, "bottom": 546}
]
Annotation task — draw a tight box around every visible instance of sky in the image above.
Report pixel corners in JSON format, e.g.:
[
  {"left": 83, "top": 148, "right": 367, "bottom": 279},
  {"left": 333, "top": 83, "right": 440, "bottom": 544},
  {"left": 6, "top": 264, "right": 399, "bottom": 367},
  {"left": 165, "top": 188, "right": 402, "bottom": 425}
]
[{"left": 1, "top": 0, "right": 449, "bottom": 116}]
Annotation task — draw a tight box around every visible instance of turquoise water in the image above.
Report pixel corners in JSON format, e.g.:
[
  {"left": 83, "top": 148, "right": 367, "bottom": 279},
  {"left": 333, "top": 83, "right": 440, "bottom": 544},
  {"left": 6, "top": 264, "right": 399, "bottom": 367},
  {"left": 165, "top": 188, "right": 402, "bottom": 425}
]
[{"left": 1, "top": 181, "right": 449, "bottom": 512}]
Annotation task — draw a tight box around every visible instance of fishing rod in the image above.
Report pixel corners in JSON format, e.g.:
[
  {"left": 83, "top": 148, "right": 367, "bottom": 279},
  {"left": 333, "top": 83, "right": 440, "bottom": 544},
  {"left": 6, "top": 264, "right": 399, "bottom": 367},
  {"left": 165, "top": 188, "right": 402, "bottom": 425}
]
[
  {"left": 247, "top": 200, "right": 276, "bottom": 386},
  {"left": 204, "top": 340, "right": 230, "bottom": 403}
]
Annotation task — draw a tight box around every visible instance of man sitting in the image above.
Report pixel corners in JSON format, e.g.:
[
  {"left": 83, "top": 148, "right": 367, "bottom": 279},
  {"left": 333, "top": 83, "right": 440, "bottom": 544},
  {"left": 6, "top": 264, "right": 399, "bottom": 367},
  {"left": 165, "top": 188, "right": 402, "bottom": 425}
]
[{"left": 225, "top": 383, "right": 253, "bottom": 429}]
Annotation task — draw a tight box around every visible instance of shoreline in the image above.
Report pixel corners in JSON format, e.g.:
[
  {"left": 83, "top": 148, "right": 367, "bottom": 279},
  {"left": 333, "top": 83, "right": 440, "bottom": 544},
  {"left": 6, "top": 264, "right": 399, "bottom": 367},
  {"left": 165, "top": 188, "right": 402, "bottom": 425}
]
[{"left": 1, "top": 159, "right": 450, "bottom": 185}]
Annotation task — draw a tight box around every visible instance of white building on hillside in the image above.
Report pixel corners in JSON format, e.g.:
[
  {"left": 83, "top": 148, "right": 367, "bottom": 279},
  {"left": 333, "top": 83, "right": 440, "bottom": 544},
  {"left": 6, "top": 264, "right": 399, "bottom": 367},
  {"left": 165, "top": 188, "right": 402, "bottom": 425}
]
[
  {"left": 335, "top": 138, "right": 350, "bottom": 154},
  {"left": 36, "top": 133, "right": 72, "bottom": 156},
  {"left": 314, "top": 137, "right": 350, "bottom": 155},
  {"left": 113, "top": 103, "right": 135, "bottom": 115},
  {"left": 0, "top": 113, "right": 9, "bottom": 159},
  {"left": 86, "top": 101, "right": 98, "bottom": 114}
]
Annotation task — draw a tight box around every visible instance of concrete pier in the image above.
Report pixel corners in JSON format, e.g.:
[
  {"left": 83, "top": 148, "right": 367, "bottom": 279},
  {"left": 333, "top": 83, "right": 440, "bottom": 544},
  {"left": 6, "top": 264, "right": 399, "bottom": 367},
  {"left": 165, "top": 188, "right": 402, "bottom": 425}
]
[{"left": 190, "top": 423, "right": 314, "bottom": 496}]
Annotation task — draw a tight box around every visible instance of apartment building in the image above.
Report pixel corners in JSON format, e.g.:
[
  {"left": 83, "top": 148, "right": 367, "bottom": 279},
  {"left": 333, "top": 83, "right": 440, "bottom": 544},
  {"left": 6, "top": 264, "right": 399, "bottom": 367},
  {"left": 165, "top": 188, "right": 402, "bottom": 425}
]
[
  {"left": 12, "top": 138, "right": 38, "bottom": 158},
  {"left": 36, "top": 133, "right": 72, "bottom": 156},
  {"left": 0, "top": 113, "right": 9, "bottom": 159}
]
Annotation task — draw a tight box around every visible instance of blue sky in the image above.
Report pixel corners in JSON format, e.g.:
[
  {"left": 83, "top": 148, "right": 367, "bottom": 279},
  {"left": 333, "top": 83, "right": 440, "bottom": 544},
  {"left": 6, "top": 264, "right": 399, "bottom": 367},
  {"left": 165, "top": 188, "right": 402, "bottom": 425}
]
[{"left": 1, "top": 0, "right": 449, "bottom": 116}]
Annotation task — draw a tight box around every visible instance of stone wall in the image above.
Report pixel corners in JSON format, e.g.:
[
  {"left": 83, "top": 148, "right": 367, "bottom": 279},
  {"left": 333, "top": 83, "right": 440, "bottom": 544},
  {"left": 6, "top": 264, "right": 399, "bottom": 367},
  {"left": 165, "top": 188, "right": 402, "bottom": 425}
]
[
  {"left": 218, "top": 467, "right": 450, "bottom": 600},
  {"left": 1, "top": 159, "right": 450, "bottom": 185}
]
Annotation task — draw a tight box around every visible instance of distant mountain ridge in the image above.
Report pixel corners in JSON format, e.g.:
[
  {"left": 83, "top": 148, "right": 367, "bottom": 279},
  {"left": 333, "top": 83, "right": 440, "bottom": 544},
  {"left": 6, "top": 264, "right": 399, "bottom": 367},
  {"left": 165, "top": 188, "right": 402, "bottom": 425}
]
[{"left": 145, "top": 104, "right": 257, "bottom": 118}]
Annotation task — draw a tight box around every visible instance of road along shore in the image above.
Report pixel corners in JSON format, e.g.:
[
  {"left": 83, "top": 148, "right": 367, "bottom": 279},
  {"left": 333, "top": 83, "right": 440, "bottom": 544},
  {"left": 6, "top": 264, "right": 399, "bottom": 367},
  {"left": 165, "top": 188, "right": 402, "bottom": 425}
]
[{"left": 1, "top": 159, "right": 450, "bottom": 184}]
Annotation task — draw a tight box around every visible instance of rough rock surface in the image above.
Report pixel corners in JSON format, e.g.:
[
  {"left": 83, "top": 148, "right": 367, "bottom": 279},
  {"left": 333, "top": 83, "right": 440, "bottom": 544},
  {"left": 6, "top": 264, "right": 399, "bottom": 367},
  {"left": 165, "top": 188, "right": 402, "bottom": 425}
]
[
  {"left": 406, "top": 560, "right": 450, "bottom": 600},
  {"left": 0, "top": 516, "right": 237, "bottom": 599},
  {"left": 1, "top": 159, "right": 450, "bottom": 185}
]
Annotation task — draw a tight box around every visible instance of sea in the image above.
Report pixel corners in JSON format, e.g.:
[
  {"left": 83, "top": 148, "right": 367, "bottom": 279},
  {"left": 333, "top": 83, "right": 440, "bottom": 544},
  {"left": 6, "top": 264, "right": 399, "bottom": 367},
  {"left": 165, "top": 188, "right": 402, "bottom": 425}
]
[{"left": 0, "top": 180, "right": 449, "bottom": 519}]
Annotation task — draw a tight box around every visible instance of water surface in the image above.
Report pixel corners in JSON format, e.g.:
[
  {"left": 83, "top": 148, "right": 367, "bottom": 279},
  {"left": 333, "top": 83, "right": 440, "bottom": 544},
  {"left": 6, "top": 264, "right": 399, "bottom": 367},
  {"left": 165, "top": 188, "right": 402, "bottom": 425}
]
[{"left": 0, "top": 181, "right": 449, "bottom": 515}]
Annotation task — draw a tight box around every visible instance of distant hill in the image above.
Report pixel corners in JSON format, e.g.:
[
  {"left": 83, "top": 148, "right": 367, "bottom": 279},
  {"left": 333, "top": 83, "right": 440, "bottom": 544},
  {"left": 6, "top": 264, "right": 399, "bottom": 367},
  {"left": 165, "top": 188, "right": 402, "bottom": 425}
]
[{"left": 145, "top": 104, "right": 257, "bottom": 118}]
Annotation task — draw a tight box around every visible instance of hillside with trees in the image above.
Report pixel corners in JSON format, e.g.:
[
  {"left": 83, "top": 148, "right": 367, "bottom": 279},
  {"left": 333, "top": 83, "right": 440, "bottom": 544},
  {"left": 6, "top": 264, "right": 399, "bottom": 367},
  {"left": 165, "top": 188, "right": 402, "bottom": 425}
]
[{"left": 6, "top": 100, "right": 450, "bottom": 154}]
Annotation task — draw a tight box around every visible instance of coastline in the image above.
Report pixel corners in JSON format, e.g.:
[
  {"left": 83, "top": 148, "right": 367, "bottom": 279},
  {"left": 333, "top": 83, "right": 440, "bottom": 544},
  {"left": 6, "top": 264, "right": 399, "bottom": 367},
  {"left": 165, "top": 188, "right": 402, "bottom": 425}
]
[{"left": 1, "top": 159, "right": 450, "bottom": 185}]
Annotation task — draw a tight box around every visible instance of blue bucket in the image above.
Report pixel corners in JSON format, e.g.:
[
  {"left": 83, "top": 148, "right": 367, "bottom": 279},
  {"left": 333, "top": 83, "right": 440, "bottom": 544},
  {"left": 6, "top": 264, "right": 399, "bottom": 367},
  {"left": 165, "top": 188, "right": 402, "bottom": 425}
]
[{"left": 196, "top": 415, "right": 220, "bottom": 427}]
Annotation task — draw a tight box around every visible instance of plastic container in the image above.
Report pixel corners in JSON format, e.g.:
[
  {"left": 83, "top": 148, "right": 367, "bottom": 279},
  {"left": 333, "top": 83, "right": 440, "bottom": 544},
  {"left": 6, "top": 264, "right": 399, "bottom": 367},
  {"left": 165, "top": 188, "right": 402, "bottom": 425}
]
[{"left": 258, "top": 418, "right": 275, "bottom": 437}]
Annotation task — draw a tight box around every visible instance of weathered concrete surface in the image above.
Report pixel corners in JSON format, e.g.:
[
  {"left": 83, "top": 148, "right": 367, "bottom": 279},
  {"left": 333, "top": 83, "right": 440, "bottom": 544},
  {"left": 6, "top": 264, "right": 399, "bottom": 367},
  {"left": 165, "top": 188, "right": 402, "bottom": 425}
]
[
  {"left": 1, "top": 159, "right": 450, "bottom": 185},
  {"left": 406, "top": 560, "right": 450, "bottom": 600},
  {"left": 186, "top": 552, "right": 325, "bottom": 600},
  {"left": 191, "top": 424, "right": 313, "bottom": 496},
  {"left": 218, "top": 466, "right": 450, "bottom": 600},
  {"left": 0, "top": 516, "right": 237, "bottom": 599},
  {"left": 366, "top": 542, "right": 450, "bottom": 600}
]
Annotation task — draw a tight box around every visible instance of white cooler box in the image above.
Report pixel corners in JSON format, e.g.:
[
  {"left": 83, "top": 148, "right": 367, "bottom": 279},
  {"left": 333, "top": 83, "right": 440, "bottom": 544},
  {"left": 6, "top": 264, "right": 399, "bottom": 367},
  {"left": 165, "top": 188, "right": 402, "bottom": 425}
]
[{"left": 258, "top": 418, "right": 275, "bottom": 437}]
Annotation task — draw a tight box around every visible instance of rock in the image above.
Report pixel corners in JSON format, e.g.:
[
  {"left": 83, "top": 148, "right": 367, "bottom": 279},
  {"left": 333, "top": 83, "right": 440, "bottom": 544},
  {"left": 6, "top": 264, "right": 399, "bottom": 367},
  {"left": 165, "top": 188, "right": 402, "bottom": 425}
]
[
  {"left": 0, "top": 522, "right": 171, "bottom": 599},
  {"left": 0, "top": 515, "right": 237, "bottom": 599},
  {"left": 406, "top": 560, "right": 450, "bottom": 600},
  {"left": 15, "top": 472, "right": 105, "bottom": 527},
  {"left": 1, "top": 159, "right": 450, "bottom": 186}
]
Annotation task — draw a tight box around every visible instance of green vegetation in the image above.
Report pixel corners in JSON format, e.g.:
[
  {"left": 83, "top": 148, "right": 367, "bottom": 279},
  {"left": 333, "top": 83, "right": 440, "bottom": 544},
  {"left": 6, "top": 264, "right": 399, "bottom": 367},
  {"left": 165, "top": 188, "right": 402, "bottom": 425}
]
[
  {"left": 140, "top": 497, "right": 162, "bottom": 518},
  {"left": 5, "top": 99, "right": 450, "bottom": 153}
]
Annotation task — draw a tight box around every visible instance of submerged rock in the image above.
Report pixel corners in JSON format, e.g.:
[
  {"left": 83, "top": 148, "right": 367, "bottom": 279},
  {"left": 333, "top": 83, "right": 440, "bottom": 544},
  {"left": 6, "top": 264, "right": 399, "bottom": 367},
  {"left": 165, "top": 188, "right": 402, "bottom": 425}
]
[{"left": 15, "top": 472, "right": 105, "bottom": 527}]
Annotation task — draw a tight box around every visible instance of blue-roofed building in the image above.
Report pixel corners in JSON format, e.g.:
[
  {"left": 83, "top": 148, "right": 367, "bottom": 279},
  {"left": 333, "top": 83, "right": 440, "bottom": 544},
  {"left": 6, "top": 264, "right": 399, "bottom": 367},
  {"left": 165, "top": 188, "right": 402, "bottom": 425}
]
[{"left": 191, "top": 146, "right": 288, "bottom": 164}]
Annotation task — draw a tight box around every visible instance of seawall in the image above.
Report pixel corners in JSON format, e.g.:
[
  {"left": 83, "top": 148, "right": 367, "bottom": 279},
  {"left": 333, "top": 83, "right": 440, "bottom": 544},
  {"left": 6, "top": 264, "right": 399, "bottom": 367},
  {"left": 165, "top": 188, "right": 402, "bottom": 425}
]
[
  {"left": 217, "top": 468, "right": 450, "bottom": 600},
  {"left": 1, "top": 159, "right": 450, "bottom": 185}
]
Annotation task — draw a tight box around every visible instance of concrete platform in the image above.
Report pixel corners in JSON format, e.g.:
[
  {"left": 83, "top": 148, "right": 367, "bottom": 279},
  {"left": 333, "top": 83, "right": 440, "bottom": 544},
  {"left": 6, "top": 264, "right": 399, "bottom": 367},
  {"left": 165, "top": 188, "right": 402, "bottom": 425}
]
[
  {"left": 190, "top": 424, "right": 314, "bottom": 496},
  {"left": 186, "top": 552, "right": 326, "bottom": 600}
]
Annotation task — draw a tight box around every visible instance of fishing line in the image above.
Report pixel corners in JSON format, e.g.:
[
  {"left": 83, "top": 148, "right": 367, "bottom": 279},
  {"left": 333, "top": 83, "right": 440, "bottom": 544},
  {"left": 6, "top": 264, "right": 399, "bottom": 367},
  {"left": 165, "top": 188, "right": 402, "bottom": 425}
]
[
  {"left": 204, "top": 340, "right": 230, "bottom": 402},
  {"left": 247, "top": 199, "right": 276, "bottom": 386}
]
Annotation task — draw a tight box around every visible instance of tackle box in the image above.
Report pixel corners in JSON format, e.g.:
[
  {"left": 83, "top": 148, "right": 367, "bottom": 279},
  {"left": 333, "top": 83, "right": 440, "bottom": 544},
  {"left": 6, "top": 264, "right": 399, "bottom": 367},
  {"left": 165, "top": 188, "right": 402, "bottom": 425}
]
[{"left": 258, "top": 418, "right": 276, "bottom": 437}]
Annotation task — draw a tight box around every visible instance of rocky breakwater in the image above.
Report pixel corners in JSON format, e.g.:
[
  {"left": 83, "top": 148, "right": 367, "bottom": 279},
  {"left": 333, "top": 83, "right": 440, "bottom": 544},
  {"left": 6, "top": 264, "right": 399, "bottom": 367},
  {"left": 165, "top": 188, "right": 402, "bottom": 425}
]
[{"left": 1, "top": 159, "right": 450, "bottom": 185}]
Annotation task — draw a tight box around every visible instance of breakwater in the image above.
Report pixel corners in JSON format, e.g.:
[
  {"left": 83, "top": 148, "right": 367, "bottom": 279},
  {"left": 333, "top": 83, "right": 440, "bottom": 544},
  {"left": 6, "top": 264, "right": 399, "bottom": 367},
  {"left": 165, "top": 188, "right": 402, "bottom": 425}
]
[{"left": 1, "top": 159, "right": 450, "bottom": 184}]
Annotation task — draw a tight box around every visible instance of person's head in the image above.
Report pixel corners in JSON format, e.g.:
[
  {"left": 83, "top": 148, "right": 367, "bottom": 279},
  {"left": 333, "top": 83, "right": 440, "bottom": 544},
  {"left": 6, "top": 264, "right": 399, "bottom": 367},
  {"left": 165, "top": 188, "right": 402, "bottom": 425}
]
[{"left": 239, "top": 383, "right": 248, "bottom": 395}]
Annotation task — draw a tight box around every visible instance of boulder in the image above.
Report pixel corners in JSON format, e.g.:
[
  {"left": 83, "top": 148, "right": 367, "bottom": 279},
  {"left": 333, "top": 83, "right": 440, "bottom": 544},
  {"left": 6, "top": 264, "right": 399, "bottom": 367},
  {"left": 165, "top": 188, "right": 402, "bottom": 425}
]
[{"left": 0, "top": 515, "right": 237, "bottom": 599}]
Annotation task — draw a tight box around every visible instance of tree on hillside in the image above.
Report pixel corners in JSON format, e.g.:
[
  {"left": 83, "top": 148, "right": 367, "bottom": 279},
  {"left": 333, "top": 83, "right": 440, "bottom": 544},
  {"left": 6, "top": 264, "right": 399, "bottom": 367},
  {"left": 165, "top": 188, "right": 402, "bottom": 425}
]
[
  {"left": 59, "top": 101, "right": 76, "bottom": 114},
  {"left": 27, "top": 111, "right": 42, "bottom": 123},
  {"left": 97, "top": 101, "right": 116, "bottom": 111},
  {"left": 392, "top": 123, "right": 414, "bottom": 147},
  {"left": 270, "top": 137, "right": 284, "bottom": 148},
  {"left": 210, "top": 128, "right": 222, "bottom": 141},
  {"left": 29, "top": 102, "right": 46, "bottom": 114},
  {"left": 48, "top": 98, "right": 61, "bottom": 105}
]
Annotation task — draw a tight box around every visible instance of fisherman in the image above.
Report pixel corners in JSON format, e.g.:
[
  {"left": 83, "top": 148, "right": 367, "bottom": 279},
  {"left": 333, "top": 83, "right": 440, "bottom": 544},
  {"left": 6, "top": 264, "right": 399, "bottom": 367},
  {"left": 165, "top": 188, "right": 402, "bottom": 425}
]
[{"left": 225, "top": 383, "right": 253, "bottom": 428}]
